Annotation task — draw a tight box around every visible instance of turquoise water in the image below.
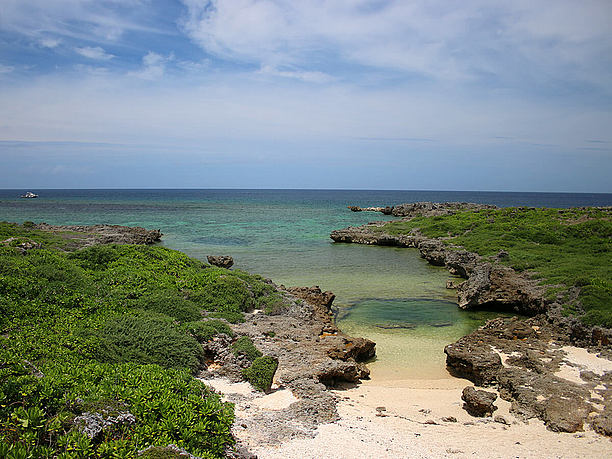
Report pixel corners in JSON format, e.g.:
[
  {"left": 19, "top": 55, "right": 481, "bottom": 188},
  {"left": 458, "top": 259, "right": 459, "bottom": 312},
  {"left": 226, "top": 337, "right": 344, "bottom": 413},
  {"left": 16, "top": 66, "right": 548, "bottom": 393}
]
[{"left": 2, "top": 189, "right": 611, "bottom": 379}]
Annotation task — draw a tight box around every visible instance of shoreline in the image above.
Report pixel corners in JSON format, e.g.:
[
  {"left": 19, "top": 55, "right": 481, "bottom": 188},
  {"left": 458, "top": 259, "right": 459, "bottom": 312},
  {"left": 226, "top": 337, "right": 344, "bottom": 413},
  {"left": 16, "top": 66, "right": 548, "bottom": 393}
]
[{"left": 329, "top": 202, "right": 612, "bottom": 436}]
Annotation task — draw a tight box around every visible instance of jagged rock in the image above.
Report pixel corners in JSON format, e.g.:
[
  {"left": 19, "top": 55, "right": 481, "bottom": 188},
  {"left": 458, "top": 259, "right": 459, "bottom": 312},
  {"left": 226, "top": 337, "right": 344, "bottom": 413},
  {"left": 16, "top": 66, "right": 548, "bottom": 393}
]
[
  {"left": 207, "top": 255, "right": 234, "bottom": 269},
  {"left": 444, "top": 338, "right": 502, "bottom": 386},
  {"left": 461, "top": 386, "right": 498, "bottom": 417},
  {"left": 591, "top": 404, "right": 612, "bottom": 436},
  {"left": 34, "top": 223, "right": 162, "bottom": 247},
  {"left": 73, "top": 405, "right": 136, "bottom": 440},
  {"left": 327, "top": 336, "right": 375, "bottom": 362},
  {"left": 283, "top": 286, "right": 335, "bottom": 310},
  {"left": 315, "top": 360, "right": 370, "bottom": 385}
]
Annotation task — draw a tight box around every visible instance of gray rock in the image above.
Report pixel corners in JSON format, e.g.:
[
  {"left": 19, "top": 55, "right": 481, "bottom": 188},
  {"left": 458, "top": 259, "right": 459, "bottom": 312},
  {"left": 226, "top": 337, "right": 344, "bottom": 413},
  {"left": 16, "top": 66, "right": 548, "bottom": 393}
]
[
  {"left": 461, "top": 386, "right": 498, "bottom": 417},
  {"left": 207, "top": 255, "right": 234, "bottom": 269}
]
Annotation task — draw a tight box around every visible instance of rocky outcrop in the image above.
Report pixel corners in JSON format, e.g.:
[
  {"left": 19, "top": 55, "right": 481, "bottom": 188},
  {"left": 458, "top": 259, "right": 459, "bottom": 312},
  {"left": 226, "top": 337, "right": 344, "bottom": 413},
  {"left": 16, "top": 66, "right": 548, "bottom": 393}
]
[
  {"left": 283, "top": 286, "right": 335, "bottom": 310},
  {"left": 331, "top": 225, "right": 546, "bottom": 316},
  {"left": 198, "top": 284, "right": 376, "bottom": 446},
  {"left": 346, "top": 202, "right": 497, "bottom": 218},
  {"left": 444, "top": 315, "right": 612, "bottom": 433},
  {"left": 33, "top": 223, "right": 162, "bottom": 248},
  {"left": 207, "top": 255, "right": 234, "bottom": 269},
  {"left": 461, "top": 386, "right": 498, "bottom": 417},
  {"left": 331, "top": 202, "right": 612, "bottom": 435}
]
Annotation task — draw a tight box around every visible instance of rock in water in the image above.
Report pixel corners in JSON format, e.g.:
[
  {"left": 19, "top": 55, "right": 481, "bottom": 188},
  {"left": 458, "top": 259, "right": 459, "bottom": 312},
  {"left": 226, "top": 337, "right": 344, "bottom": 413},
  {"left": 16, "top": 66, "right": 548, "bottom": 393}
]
[
  {"left": 461, "top": 386, "right": 498, "bottom": 417},
  {"left": 207, "top": 255, "right": 234, "bottom": 269}
]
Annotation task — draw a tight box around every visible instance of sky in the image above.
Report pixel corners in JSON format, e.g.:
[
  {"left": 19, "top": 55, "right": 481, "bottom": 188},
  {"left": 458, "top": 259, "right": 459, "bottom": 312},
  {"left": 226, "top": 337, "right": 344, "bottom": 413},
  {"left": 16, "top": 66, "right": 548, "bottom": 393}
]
[{"left": 0, "top": 0, "right": 611, "bottom": 191}]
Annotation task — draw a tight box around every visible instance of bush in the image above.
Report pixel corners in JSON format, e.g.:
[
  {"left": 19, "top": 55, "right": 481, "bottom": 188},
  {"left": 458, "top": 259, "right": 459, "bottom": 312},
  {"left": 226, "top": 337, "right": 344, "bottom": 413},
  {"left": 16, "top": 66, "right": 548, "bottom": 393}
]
[
  {"left": 242, "top": 356, "right": 278, "bottom": 392},
  {"left": 184, "top": 320, "right": 234, "bottom": 342},
  {"left": 231, "top": 336, "right": 262, "bottom": 362},
  {"left": 69, "top": 245, "right": 121, "bottom": 270},
  {"left": 189, "top": 275, "right": 254, "bottom": 313},
  {"left": 95, "top": 313, "right": 203, "bottom": 372},
  {"left": 132, "top": 291, "right": 201, "bottom": 323},
  {"left": 206, "top": 311, "right": 246, "bottom": 323}
]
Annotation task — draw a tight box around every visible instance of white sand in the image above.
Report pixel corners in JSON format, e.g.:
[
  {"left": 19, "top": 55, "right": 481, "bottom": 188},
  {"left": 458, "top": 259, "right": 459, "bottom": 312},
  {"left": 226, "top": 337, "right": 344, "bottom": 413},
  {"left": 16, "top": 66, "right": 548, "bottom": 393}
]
[
  {"left": 555, "top": 346, "right": 612, "bottom": 385},
  {"left": 252, "top": 377, "right": 611, "bottom": 459}
]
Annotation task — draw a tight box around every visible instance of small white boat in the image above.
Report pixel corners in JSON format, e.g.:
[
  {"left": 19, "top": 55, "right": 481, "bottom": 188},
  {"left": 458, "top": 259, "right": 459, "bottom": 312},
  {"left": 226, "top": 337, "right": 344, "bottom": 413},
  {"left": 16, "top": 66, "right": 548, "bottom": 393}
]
[{"left": 20, "top": 192, "right": 38, "bottom": 198}]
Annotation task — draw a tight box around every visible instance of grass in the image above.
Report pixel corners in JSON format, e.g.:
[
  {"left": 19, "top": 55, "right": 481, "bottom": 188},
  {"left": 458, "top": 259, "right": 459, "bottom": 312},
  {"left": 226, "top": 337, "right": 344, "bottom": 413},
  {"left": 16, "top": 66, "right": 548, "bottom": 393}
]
[
  {"left": 0, "top": 223, "right": 285, "bottom": 457},
  {"left": 379, "top": 207, "right": 612, "bottom": 327}
]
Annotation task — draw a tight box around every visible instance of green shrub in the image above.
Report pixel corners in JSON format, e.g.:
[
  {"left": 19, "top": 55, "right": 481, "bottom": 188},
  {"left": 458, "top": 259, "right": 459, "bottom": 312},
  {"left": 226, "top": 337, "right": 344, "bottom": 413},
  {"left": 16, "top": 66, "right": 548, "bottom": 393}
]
[
  {"left": 231, "top": 336, "right": 262, "bottom": 362},
  {"left": 22, "top": 221, "right": 36, "bottom": 228},
  {"left": 95, "top": 312, "right": 203, "bottom": 372},
  {"left": 207, "top": 311, "right": 246, "bottom": 323},
  {"left": 131, "top": 291, "right": 201, "bottom": 323},
  {"left": 189, "top": 275, "right": 254, "bottom": 313},
  {"left": 242, "top": 356, "right": 278, "bottom": 392},
  {"left": 69, "top": 245, "right": 121, "bottom": 270},
  {"left": 184, "top": 320, "right": 234, "bottom": 342}
]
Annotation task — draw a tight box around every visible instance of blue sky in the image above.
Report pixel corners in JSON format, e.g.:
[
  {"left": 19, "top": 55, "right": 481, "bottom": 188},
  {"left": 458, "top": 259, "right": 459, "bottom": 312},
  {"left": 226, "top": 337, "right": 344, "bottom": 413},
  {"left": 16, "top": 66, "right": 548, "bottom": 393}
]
[{"left": 1, "top": 0, "right": 611, "bottom": 191}]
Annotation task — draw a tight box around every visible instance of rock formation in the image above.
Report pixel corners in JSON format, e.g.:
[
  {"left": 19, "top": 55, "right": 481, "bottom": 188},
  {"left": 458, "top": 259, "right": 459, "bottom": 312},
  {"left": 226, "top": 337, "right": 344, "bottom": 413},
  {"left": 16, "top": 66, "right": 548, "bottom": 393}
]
[
  {"left": 33, "top": 223, "right": 162, "bottom": 248},
  {"left": 461, "top": 386, "right": 498, "bottom": 417},
  {"left": 331, "top": 202, "right": 612, "bottom": 435},
  {"left": 207, "top": 255, "right": 234, "bottom": 269}
]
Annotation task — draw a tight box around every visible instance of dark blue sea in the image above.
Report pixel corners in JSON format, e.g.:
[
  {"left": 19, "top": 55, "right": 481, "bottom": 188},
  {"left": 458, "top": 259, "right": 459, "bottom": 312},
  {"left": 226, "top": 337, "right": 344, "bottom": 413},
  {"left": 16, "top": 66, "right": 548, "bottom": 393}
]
[{"left": 2, "top": 189, "right": 610, "bottom": 378}]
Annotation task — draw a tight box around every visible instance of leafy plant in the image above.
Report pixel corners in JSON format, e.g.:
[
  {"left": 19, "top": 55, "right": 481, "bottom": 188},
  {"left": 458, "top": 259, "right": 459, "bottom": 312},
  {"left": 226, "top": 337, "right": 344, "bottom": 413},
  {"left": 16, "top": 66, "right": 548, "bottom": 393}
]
[
  {"left": 231, "top": 336, "right": 262, "bottom": 362},
  {"left": 242, "top": 356, "right": 278, "bottom": 392}
]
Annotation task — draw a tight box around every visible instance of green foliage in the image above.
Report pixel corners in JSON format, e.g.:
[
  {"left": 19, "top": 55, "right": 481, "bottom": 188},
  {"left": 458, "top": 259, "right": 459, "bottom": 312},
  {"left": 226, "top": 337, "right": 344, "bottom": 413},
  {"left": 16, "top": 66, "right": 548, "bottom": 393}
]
[
  {"left": 94, "top": 312, "right": 203, "bottom": 372},
  {"left": 380, "top": 207, "right": 612, "bottom": 326},
  {"left": 0, "top": 224, "right": 276, "bottom": 457},
  {"left": 206, "top": 311, "right": 246, "bottom": 323},
  {"left": 231, "top": 336, "right": 262, "bottom": 362},
  {"left": 184, "top": 319, "right": 234, "bottom": 342},
  {"left": 241, "top": 356, "right": 278, "bottom": 392},
  {"left": 0, "top": 221, "right": 70, "bottom": 250},
  {"left": 131, "top": 291, "right": 201, "bottom": 323},
  {"left": 188, "top": 273, "right": 254, "bottom": 313},
  {"left": 1, "top": 362, "right": 234, "bottom": 458}
]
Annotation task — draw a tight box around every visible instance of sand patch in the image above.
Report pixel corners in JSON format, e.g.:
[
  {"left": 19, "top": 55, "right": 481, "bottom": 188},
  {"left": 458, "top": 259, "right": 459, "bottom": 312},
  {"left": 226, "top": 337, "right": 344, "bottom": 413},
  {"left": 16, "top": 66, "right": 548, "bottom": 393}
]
[
  {"left": 554, "top": 346, "right": 612, "bottom": 385},
  {"left": 252, "top": 378, "right": 611, "bottom": 459},
  {"left": 252, "top": 389, "right": 298, "bottom": 410}
]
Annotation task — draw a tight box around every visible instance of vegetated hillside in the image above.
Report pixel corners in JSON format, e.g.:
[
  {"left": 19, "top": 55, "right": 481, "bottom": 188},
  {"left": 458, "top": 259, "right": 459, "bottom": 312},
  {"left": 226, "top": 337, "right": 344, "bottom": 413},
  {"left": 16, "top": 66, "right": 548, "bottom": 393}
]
[
  {"left": 0, "top": 222, "right": 283, "bottom": 458},
  {"left": 379, "top": 207, "right": 612, "bottom": 327}
]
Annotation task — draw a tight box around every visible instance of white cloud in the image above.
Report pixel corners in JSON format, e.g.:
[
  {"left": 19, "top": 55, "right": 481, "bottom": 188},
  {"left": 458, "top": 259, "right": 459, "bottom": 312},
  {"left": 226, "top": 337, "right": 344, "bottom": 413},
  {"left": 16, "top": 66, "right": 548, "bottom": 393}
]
[
  {"left": 0, "top": 64, "right": 15, "bottom": 74},
  {"left": 128, "top": 52, "right": 172, "bottom": 80},
  {"left": 0, "top": 0, "right": 156, "bottom": 44},
  {"left": 180, "top": 0, "right": 612, "bottom": 89},
  {"left": 75, "top": 46, "right": 114, "bottom": 60},
  {"left": 257, "top": 65, "right": 334, "bottom": 84},
  {"left": 39, "top": 37, "right": 62, "bottom": 48}
]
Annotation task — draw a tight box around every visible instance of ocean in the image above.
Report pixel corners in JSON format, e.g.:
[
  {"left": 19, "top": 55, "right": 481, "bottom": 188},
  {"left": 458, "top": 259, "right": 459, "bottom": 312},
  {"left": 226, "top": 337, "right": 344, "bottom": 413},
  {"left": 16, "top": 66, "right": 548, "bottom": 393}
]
[{"left": 2, "top": 189, "right": 611, "bottom": 379}]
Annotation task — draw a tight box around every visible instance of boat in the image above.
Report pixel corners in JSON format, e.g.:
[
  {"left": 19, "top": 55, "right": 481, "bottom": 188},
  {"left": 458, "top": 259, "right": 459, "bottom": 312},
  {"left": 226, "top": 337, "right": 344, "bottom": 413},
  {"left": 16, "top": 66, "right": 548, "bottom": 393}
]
[{"left": 20, "top": 192, "right": 38, "bottom": 198}]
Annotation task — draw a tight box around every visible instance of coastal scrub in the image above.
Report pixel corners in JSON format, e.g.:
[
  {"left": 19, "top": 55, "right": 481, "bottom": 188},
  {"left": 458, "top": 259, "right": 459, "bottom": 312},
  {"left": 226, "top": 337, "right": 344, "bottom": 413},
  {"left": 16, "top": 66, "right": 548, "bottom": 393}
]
[
  {"left": 379, "top": 207, "right": 612, "bottom": 327},
  {"left": 0, "top": 222, "right": 284, "bottom": 457}
]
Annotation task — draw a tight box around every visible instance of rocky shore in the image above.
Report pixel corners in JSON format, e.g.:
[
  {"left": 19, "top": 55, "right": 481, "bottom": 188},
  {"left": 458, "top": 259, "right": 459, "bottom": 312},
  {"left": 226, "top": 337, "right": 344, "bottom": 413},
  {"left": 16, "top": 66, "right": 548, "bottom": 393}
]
[
  {"left": 198, "top": 285, "right": 376, "bottom": 452},
  {"left": 34, "top": 222, "right": 163, "bottom": 247},
  {"left": 331, "top": 202, "right": 612, "bottom": 435}
]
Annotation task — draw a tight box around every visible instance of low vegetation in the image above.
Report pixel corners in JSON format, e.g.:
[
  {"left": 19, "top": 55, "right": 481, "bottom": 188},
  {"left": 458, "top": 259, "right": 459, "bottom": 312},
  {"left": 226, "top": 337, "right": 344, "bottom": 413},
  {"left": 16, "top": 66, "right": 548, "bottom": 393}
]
[
  {"left": 242, "top": 356, "right": 279, "bottom": 393},
  {"left": 380, "top": 207, "right": 612, "bottom": 327},
  {"left": 0, "top": 222, "right": 284, "bottom": 457}
]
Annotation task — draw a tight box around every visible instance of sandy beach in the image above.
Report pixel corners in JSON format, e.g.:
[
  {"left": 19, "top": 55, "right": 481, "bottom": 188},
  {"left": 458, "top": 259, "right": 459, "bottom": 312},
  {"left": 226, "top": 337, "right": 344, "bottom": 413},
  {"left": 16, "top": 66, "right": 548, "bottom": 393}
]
[{"left": 206, "top": 344, "right": 612, "bottom": 459}]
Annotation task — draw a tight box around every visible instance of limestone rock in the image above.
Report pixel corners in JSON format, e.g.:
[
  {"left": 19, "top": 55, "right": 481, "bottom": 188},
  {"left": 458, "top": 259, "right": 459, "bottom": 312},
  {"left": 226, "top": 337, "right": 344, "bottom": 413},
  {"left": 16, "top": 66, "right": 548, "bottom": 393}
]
[
  {"left": 461, "top": 386, "right": 498, "bottom": 417},
  {"left": 444, "top": 338, "right": 502, "bottom": 386},
  {"left": 207, "top": 255, "right": 234, "bottom": 269}
]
